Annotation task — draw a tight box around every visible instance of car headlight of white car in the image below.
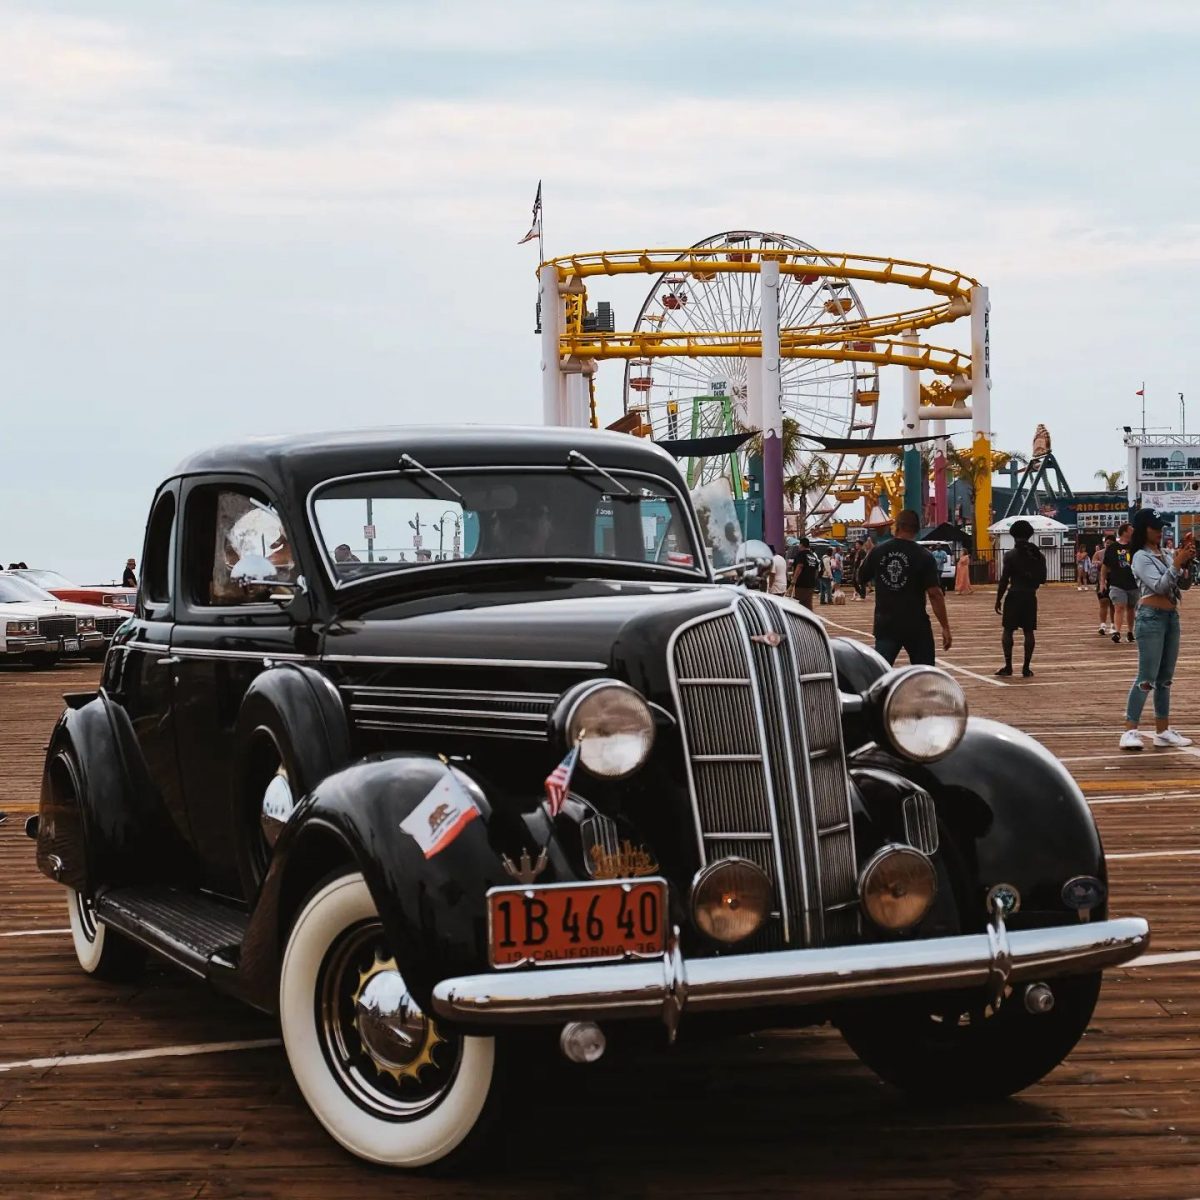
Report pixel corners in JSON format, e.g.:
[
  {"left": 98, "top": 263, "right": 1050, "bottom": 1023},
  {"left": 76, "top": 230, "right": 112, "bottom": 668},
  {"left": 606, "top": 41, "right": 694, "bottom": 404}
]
[
  {"left": 77, "top": 617, "right": 96, "bottom": 633},
  {"left": 6, "top": 619, "right": 38, "bottom": 636}
]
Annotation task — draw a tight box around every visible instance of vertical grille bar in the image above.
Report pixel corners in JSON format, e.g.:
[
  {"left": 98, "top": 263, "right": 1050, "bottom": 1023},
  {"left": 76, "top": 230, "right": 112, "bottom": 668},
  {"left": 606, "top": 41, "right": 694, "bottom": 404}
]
[{"left": 669, "top": 596, "right": 859, "bottom": 948}]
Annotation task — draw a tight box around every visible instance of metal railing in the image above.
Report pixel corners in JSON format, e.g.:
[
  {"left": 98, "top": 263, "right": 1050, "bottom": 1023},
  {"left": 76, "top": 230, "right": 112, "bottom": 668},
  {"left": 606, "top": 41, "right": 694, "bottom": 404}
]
[{"left": 967, "top": 547, "right": 1081, "bottom": 585}]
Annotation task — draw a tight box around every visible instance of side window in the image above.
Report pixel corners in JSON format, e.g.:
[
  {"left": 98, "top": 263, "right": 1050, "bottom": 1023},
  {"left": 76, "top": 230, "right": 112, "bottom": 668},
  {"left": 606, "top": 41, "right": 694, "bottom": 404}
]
[
  {"left": 183, "top": 485, "right": 294, "bottom": 607},
  {"left": 142, "top": 491, "right": 176, "bottom": 606}
]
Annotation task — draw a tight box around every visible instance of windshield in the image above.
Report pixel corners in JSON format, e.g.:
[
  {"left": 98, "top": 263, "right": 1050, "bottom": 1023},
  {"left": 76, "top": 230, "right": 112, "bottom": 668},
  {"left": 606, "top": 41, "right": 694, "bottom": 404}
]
[
  {"left": 0, "top": 576, "right": 55, "bottom": 603},
  {"left": 312, "top": 468, "right": 703, "bottom": 582},
  {"left": 18, "top": 569, "right": 72, "bottom": 588}
]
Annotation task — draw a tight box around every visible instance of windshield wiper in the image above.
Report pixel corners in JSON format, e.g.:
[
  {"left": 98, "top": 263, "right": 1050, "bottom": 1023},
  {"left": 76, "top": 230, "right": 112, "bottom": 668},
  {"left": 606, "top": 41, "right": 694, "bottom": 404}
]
[
  {"left": 398, "top": 454, "right": 463, "bottom": 502},
  {"left": 567, "top": 450, "right": 633, "bottom": 498}
]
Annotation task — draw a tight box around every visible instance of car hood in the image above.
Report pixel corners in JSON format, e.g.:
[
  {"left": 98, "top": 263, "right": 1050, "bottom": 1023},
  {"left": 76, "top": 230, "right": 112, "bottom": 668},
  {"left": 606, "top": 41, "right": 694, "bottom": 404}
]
[
  {"left": 1, "top": 600, "right": 69, "bottom": 619},
  {"left": 319, "top": 578, "right": 740, "bottom": 692}
]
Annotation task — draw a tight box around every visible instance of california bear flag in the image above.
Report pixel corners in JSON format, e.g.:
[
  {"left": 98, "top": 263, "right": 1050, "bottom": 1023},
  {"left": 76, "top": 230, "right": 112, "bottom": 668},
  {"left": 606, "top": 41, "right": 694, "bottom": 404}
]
[{"left": 400, "top": 771, "right": 479, "bottom": 859}]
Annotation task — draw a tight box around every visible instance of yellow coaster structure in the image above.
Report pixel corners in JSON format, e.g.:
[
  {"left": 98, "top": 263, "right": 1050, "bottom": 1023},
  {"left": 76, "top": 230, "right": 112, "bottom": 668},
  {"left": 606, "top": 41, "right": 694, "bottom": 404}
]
[{"left": 537, "top": 240, "right": 994, "bottom": 551}]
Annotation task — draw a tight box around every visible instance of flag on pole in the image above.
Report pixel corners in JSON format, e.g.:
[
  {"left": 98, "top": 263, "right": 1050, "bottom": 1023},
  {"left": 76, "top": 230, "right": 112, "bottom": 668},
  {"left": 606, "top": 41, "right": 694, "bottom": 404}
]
[
  {"left": 1135, "top": 388, "right": 1145, "bottom": 396},
  {"left": 518, "top": 180, "right": 542, "bottom": 245},
  {"left": 543, "top": 743, "right": 579, "bottom": 817}
]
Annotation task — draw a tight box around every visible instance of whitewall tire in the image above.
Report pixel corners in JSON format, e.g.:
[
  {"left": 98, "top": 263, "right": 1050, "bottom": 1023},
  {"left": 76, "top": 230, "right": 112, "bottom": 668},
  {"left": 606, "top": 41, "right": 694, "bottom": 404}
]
[
  {"left": 66, "top": 886, "right": 143, "bottom": 980},
  {"left": 279, "top": 872, "right": 500, "bottom": 1170}
]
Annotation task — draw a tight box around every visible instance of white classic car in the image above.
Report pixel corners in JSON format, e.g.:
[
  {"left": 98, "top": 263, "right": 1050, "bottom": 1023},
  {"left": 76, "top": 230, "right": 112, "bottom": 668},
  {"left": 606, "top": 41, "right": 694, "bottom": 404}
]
[{"left": 0, "top": 573, "right": 114, "bottom": 665}]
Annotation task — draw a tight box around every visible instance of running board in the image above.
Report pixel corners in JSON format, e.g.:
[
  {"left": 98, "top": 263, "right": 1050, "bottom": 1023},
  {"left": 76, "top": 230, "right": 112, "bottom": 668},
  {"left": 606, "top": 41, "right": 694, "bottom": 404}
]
[{"left": 95, "top": 886, "right": 248, "bottom": 978}]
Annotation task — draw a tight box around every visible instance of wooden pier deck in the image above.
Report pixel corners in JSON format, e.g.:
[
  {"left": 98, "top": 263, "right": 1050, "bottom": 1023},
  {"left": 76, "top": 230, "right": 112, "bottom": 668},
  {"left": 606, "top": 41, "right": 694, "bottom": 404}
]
[{"left": 1, "top": 587, "right": 1198, "bottom": 1198}]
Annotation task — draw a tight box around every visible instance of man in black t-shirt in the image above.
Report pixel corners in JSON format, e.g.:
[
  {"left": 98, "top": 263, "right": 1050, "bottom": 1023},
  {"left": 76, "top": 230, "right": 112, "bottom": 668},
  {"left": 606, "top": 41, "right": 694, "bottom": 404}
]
[
  {"left": 994, "top": 519, "right": 1047, "bottom": 676},
  {"left": 858, "top": 509, "right": 952, "bottom": 665},
  {"left": 789, "top": 537, "right": 820, "bottom": 609},
  {"left": 1103, "top": 522, "right": 1137, "bottom": 644}
]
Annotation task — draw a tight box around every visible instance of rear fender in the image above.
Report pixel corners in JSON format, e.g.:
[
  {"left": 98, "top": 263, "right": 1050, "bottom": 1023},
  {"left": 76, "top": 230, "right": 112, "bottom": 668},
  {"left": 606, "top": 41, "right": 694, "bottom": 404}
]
[
  {"left": 234, "top": 754, "right": 522, "bottom": 1014},
  {"left": 37, "top": 694, "right": 196, "bottom": 893}
]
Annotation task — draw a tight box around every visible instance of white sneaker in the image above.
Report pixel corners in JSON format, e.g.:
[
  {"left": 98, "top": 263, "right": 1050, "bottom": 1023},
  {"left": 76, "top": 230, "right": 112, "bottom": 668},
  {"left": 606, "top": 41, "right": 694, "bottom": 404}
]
[
  {"left": 1153, "top": 729, "right": 1194, "bottom": 748},
  {"left": 1119, "top": 729, "right": 1144, "bottom": 751},
  {"left": 1098, "top": 624, "right": 1107, "bottom": 636}
]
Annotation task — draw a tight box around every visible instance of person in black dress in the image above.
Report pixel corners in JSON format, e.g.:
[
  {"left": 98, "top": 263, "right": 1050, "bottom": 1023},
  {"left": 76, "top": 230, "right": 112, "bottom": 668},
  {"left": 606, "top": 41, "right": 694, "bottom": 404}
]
[{"left": 994, "top": 519, "right": 1047, "bottom": 677}]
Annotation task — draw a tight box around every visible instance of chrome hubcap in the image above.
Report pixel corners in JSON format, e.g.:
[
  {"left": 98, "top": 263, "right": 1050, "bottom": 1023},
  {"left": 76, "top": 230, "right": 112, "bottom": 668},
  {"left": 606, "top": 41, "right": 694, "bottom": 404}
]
[
  {"left": 354, "top": 964, "right": 440, "bottom": 1076},
  {"left": 317, "top": 925, "right": 459, "bottom": 1119}
]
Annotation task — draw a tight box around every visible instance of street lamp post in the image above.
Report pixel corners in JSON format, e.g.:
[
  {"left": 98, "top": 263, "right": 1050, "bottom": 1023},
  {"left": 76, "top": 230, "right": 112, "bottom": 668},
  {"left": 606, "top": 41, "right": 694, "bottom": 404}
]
[{"left": 437, "top": 510, "right": 462, "bottom": 560}]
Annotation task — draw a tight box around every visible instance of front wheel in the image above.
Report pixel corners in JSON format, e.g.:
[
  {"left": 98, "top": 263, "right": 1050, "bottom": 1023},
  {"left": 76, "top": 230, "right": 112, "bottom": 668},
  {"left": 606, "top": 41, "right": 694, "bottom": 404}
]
[
  {"left": 837, "top": 972, "right": 1102, "bottom": 1099},
  {"left": 279, "top": 873, "right": 502, "bottom": 1170}
]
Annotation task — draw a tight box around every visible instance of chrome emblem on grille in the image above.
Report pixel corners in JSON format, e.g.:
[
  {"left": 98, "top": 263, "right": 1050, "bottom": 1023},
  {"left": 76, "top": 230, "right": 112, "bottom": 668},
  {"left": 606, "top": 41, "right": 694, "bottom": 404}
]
[{"left": 750, "top": 631, "right": 783, "bottom": 647}]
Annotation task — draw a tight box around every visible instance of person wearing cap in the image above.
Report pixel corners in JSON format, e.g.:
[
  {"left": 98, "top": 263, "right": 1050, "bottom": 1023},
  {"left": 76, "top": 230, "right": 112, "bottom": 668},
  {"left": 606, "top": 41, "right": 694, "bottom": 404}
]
[
  {"left": 1119, "top": 509, "right": 1196, "bottom": 750},
  {"left": 121, "top": 557, "right": 137, "bottom": 588},
  {"left": 994, "top": 519, "right": 1046, "bottom": 677}
]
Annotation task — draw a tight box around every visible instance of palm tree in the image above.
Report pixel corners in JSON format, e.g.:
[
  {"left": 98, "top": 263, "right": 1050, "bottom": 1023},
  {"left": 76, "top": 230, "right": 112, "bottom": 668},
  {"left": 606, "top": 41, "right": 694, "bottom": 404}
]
[
  {"left": 944, "top": 443, "right": 1025, "bottom": 524},
  {"left": 1094, "top": 468, "right": 1124, "bottom": 491}
]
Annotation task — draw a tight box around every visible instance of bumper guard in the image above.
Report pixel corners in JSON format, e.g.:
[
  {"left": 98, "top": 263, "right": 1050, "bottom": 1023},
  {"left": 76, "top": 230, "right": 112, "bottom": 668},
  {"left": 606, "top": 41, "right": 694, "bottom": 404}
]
[{"left": 431, "top": 917, "right": 1149, "bottom": 1035}]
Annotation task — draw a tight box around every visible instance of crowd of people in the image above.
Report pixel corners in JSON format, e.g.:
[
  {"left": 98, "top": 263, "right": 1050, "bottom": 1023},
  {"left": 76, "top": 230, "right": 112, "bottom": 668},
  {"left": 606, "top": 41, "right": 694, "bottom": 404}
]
[{"left": 769, "top": 511, "right": 1195, "bottom": 751}]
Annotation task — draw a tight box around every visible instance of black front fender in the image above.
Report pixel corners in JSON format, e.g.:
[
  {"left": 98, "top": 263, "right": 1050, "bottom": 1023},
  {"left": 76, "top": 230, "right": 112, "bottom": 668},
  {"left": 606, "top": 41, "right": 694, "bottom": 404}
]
[
  {"left": 856, "top": 717, "right": 1106, "bottom": 929},
  {"left": 233, "top": 754, "right": 512, "bottom": 1014}
]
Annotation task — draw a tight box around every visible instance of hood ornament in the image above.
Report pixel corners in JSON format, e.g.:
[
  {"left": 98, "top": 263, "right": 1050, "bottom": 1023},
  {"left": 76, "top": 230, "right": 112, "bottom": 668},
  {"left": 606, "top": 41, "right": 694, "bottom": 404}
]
[
  {"left": 750, "top": 631, "right": 783, "bottom": 647},
  {"left": 501, "top": 847, "right": 549, "bottom": 884}
]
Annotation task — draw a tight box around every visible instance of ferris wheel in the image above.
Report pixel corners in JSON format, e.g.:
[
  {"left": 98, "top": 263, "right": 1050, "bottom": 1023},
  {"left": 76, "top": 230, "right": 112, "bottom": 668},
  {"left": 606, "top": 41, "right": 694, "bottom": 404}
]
[{"left": 621, "top": 230, "right": 879, "bottom": 518}]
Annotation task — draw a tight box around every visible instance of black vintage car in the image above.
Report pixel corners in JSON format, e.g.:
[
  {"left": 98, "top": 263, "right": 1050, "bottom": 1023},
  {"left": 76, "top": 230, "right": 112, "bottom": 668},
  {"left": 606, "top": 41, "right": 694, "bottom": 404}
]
[{"left": 31, "top": 427, "right": 1147, "bottom": 1169}]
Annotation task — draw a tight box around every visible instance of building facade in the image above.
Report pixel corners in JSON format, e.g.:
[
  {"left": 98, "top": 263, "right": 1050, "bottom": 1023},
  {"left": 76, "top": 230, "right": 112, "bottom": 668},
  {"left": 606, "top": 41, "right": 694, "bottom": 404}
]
[{"left": 1125, "top": 434, "right": 1200, "bottom": 543}]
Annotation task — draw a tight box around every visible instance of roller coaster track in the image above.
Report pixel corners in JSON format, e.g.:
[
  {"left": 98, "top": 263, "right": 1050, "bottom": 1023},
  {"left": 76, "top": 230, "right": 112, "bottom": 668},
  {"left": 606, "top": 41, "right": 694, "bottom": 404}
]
[{"left": 561, "top": 331, "right": 971, "bottom": 377}]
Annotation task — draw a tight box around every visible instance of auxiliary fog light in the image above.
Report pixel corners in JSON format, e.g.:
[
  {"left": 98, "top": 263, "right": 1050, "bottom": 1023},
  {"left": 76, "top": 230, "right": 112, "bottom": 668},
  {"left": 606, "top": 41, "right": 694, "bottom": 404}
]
[
  {"left": 859, "top": 846, "right": 937, "bottom": 931},
  {"left": 564, "top": 682, "right": 655, "bottom": 778},
  {"left": 691, "top": 857, "right": 773, "bottom": 944},
  {"left": 560, "top": 1021, "right": 606, "bottom": 1064},
  {"left": 879, "top": 666, "right": 968, "bottom": 762}
]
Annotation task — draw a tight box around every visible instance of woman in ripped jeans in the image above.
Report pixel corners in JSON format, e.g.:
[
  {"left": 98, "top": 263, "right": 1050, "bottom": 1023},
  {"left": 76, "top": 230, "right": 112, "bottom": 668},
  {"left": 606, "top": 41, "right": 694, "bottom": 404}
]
[{"left": 1120, "top": 509, "right": 1197, "bottom": 750}]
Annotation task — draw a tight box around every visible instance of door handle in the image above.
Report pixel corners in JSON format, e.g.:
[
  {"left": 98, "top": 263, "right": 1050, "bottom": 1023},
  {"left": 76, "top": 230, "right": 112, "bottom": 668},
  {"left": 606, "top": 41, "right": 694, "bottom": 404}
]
[{"left": 152, "top": 655, "right": 181, "bottom": 667}]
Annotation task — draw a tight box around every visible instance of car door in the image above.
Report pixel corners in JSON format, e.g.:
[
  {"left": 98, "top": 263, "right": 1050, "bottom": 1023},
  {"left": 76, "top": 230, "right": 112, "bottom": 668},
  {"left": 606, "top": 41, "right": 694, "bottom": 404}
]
[
  {"left": 101, "top": 481, "right": 193, "bottom": 844},
  {"left": 170, "top": 475, "right": 314, "bottom": 899}
]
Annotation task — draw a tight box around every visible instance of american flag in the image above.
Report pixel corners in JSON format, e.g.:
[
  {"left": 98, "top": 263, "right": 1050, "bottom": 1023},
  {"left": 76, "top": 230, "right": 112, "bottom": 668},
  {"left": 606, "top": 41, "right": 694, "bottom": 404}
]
[{"left": 543, "top": 744, "right": 580, "bottom": 817}]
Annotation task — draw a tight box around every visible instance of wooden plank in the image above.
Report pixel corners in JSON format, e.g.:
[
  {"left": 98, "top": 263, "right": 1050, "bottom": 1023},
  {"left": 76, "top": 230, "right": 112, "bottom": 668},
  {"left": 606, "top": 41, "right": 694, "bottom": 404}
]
[{"left": 0, "top": 588, "right": 1197, "bottom": 1196}]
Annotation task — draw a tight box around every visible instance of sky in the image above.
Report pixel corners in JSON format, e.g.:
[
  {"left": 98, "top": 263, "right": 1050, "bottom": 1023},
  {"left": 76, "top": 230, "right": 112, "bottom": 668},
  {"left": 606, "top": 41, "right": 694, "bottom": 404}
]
[{"left": 1, "top": 0, "right": 1198, "bottom": 581}]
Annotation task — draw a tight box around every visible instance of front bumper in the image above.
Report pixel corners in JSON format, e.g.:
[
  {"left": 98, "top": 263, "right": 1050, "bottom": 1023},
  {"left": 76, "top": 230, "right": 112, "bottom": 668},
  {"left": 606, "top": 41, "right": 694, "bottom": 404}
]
[
  {"left": 3, "top": 636, "right": 52, "bottom": 658},
  {"left": 431, "top": 917, "right": 1149, "bottom": 1032},
  {"left": 2, "top": 632, "right": 103, "bottom": 659}
]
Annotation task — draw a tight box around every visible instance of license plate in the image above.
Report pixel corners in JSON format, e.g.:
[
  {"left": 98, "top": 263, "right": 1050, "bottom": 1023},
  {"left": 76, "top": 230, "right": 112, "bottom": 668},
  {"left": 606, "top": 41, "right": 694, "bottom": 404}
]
[
  {"left": 488, "top": 878, "right": 667, "bottom": 969},
  {"left": 61, "top": 638, "right": 80, "bottom": 653}
]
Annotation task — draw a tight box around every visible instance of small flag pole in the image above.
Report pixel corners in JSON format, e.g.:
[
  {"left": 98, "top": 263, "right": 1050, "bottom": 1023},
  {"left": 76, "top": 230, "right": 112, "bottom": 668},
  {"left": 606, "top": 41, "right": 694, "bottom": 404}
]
[{"left": 1142, "top": 381, "right": 1146, "bottom": 435}]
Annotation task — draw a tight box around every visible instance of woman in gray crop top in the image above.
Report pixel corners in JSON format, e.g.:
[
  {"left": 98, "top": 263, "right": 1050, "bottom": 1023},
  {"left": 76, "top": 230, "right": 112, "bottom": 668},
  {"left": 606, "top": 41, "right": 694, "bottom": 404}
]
[{"left": 1119, "top": 509, "right": 1196, "bottom": 751}]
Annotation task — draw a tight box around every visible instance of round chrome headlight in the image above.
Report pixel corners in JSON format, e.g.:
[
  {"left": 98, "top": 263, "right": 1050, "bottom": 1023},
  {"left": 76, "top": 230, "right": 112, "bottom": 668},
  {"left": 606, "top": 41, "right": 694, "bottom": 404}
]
[
  {"left": 565, "top": 682, "right": 655, "bottom": 778},
  {"left": 879, "top": 666, "right": 967, "bottom": 762},
  {"left": 691, "top": 857, "right": 772, "bottom": 943},
  {"left": 859, "top": 845, "right": 937, "bottom": 931}
]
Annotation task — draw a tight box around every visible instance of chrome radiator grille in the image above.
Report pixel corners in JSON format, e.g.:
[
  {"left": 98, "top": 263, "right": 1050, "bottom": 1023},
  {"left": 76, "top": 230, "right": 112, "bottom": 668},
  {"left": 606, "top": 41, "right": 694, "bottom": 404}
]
[
  {"left": 670, "top": 594, "right": 858, "bottom": 947},
  {"left": 37, "top": 616, "right": 78, "bottom": 639}
]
